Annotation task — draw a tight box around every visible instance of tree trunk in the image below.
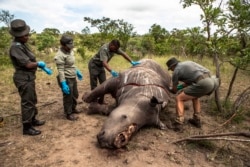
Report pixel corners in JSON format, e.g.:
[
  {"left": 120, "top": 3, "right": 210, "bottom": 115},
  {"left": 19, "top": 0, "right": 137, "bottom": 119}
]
[
  {"left": 225, "top": 67, "right": 239, "bottom": 103},
  {"left": 214, "top": 53, "right": 223, "bottom": 112}
]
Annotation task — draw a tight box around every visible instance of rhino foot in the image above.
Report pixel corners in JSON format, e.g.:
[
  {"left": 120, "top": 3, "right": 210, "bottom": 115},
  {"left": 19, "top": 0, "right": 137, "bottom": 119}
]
[
  {"left": 158, "top": 121, "right": 167, "bottom": 130},
  {"left": 82, "top": 91, "right": 92, "bottom": 103}
]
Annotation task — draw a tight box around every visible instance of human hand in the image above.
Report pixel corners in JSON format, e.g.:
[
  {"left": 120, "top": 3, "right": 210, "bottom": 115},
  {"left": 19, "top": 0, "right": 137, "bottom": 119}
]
[
  {"left": 131, "top": 61, "right": 141, "bottom": 66},
  {"left": 110, "top": 70, "right": 119, "bottom": 77},
  {"left": 41, "top": 67, "right": 53, "bottom": 75},
  {"left": 60, "top": 81, "right": 70, "bottom": 94},
  {"left": 177, "top": 84, "right": 184, "bottom": 90},
  {"left": 76, "top": 69, "right": 83, "bottom": 80},
  {"left": 37, "top": 61, "right": 46, "bottom": 68}
]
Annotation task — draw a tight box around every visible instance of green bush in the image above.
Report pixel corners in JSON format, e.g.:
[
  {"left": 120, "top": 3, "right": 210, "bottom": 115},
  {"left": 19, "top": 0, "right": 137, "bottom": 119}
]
[
  {"left": 0, "top": 56, "right": 12, "bottom": 70},
  {"left": 77, "top": 47, "right": 86, "bottom": 60}
]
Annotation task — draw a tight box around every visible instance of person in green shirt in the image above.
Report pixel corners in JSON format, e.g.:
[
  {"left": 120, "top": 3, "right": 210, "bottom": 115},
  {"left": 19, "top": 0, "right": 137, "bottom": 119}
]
[
  {"left": 54, "top": 34, "right": 83, "bottom": 121},
  {"left": 88, "top": 39, "right": 140, "bottom": 104},
  {"left": 166, "top": 57, "right": 219, "bottom": 132},
  {"left": 9, "top": 19, "right": 52, "bottom": 136}
]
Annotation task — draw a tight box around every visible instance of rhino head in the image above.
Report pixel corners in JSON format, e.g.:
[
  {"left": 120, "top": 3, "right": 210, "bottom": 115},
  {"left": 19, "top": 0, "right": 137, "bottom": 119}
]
[{"left": 96, "top": 96, "right": 167, "bottom": 149}]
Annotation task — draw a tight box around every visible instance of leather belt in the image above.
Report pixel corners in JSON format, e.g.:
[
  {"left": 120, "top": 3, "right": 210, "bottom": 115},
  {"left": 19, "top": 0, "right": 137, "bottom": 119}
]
[
  {"left": 195, "top": 73, "right": 210, "bottom": 83},
  {"left": 91, "top": 58, "right": 103, "bottom": 67}
]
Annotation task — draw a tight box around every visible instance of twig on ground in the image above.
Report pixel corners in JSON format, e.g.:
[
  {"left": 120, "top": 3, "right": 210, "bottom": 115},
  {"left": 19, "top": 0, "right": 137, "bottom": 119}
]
[
  {"left": 37, "top": 100, "right": 57, "bottom": 108},
  {"left": 0, "top": 141, "right": 12, "bottom": 147},
  {"left": 173, "top": 137, "right": 250, "bottom": 143},
  {"left": 0, "top": 101, "right": 57, "bottom": 119},
  {"left": 173, "top": 132, "right": 250, "bottom": 144}
]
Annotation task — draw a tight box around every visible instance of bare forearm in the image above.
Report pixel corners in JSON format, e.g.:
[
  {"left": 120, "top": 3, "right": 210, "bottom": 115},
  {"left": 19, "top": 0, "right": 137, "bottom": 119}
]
[
  {"left": 122, "top": 54, "right": 132, "bottom": 63},
  {"left": 102, "top": 61, "right": 112, "bottom": 72}
]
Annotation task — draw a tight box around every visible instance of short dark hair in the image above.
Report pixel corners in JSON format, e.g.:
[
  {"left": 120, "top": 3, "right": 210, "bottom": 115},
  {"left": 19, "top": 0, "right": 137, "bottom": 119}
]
[
  {"left": 110, "top": 39, "right": 120, "bottom": 48},
  {"left": 60, "top": 34, "right": 74, "bottom": 49},
  {"left": 60, "top": 34, "right": 73, "bottom": 45}
]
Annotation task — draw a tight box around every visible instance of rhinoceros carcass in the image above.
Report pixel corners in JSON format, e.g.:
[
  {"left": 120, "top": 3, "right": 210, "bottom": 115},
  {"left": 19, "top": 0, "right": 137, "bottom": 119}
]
[{"left": 83, "top": 59, "right": 171, "bottom": 148}]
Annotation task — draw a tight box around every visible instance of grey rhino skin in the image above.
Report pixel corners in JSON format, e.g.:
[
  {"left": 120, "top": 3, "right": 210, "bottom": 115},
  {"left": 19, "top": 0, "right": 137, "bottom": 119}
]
[{"left": 83, "top": 59, "right": 171, "bottom": 149}]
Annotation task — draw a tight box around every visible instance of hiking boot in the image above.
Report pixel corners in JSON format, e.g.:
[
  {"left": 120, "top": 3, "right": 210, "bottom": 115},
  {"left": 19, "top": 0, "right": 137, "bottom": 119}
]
[
  {"left": 172, "top": 121, "right": 184, "bottom": 132},
  {"left": 66, "top": 114, "right": 78, "bottom": 121},
  {"left": 72, "top": 109, "right": 81, "bottom": 114},
  {"left": 23, "top": 123, "right": 41, "bottom": 136},
  {"left": 188, "top": 118, "right": 201, "bottom": 128},
  {"left": 23, "top": 127, "right": 41, "bottom": 136}
]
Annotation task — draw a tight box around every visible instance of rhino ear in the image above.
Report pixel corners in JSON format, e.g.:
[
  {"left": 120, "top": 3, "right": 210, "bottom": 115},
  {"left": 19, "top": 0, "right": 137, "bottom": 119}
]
[{"left": 150, "top": 96, "right": 163, "bottom": 107}]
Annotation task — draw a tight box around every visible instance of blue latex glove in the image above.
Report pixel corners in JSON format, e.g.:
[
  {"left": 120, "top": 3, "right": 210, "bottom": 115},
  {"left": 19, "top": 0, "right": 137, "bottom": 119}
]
[
  {"left": 37, "top": 61, "right": 46, "bottom": 68},
  {"left": 60, "top": 81, "right": 70, "bottom": 95},
  {"left": 131, "top": 61, "right": 141, "bottom": 66},
  {"left": 110, "top": 70, "right": 119, "bottom": 77},
  {"left": 76, "top": 69, "right": 83, "bottom": 80},
  {"left": 41, "top": 67, "right": 53, "bottom": 75},
  {"left": 177, "top": 84, "right": 184, "bottom": 91}
]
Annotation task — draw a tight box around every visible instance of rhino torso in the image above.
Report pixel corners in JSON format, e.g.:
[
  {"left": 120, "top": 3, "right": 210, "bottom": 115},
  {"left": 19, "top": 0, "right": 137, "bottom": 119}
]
[{"left": 83, "top": 59, "right": 171, "bottom": 148}]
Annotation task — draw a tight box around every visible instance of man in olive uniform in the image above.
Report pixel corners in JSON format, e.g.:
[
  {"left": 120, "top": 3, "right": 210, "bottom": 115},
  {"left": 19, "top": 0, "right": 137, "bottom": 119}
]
[
  {"left": 9, "top": 19, "right": 52, "bottom": 136},
  {"left": 166, "top": 57, "right": 219, "bottom": 132},
  {"left": 88, "top": 39, "right": 140, "bottom": 104}
]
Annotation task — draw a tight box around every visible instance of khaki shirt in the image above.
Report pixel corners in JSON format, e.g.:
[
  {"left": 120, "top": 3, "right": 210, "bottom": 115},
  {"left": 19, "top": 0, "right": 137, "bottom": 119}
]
[
  {"left": 54, "top": 48, "right": 76, "bottom": 82},
  {"left": 92, "top": 43, "right": 125, "bottom": 63},
  {"left": 172, "top": 61, "right": 210, "bottom": 86}
]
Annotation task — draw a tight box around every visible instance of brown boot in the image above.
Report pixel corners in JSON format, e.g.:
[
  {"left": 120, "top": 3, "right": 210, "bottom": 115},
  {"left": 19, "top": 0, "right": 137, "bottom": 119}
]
[
  {"left": 172, "top": 121, "right": 184, "bottom": 132},
  {"left": 171, "top": 116, "right": 184, "bottom": 132},
  {"left": 188, "top": 118, "right": 201, "bottom": 128}
]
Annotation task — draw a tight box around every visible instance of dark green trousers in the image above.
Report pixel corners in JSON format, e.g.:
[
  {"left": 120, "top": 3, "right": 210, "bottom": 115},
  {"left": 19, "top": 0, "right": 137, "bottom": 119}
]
[
  {"left": 88, "top": 59, "right": 106, "bottom": 103},
  {"left": 60, "top": 77, "right": 79, "bottom": 115},
  {"left": 13, "top": 71, "right": 38, "bottom": 123}
]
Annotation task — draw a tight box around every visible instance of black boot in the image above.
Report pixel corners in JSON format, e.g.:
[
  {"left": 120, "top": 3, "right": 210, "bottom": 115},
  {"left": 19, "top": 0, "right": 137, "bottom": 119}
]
[
  {"left": 72, "top": 109, "right": 81, "bottom": 114},
  {"left": 23, "top": 123, "right": 41, "bottom": 136},
  {"left": 66, "top": 114, "right": 78, "bottom": 121},
  {"left": 32, "top": 117, "right": 45, "bottom": 126}
]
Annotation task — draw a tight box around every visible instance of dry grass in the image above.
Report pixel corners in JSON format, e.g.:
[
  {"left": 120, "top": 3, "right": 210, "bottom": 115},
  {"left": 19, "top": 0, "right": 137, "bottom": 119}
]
[
  {"left": 1, "top": 53, "right": 250, "bottom": 167},
  {"left": 1, "top": 54, "right": 249, "bottom": 117}
]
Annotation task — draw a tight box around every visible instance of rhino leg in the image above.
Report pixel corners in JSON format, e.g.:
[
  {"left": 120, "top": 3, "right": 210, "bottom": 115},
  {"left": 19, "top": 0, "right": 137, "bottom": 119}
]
[{"left": 87, "top": 102, "right": 112, "bottom": 115}]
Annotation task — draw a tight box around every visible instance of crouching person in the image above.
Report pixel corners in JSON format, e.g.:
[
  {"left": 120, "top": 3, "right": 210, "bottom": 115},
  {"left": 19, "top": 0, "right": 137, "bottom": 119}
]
[{"left": 166, "top": 57, "right": 219, "bottom": 132}]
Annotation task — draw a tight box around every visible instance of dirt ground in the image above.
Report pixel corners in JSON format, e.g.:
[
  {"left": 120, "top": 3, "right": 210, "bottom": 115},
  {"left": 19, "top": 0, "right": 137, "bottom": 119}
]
[{"left": 1, "top": 72, "right": 250, "bottom": 167}]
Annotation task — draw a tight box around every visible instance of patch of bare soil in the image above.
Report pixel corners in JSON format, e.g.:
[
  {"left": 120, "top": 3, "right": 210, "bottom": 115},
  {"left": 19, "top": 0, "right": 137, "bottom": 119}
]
[{"left": 1, "top": 75, "right": 250, "bottom": 167}]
